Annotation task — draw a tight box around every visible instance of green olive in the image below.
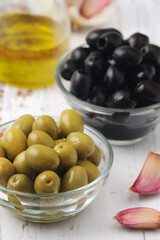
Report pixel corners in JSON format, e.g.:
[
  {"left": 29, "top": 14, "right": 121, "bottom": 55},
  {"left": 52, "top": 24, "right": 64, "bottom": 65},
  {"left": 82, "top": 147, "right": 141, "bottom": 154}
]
[
  {"left": 59, "top": 110, "right": 84, "bottom": 137},
  {"left": 12, "top": 114, "right": 35, "bottom": 136},
  {"left": 87, "top": 145, "right": 101, "bottom": 166},
  {"left": 0, "top": 141, "right": 5, "bottom": 158},
  {"left": 7, "top": 174, "right": 34, "bottom": 193},
  {"left": 27, "top": 130, "right": 55, "bottom": 148},
  {"left": 77, "top": 160, "right": 100, "bottom": 183},
  {"left": 2, "top": 128, "right": 27, "bottom": 160},
  {"left": 13, "top": 151, "right": 36, "bottom": 178},
  {"left": 34, "top": 171, "right": 60, "bottom": 194},
  {"left": 54, "top": 139, "right": 65, "bottom": 145},
  {"left": 26, "top": 144, "right": 60, "bottom": 172},
  {"left": 61, "top": 166, "right": 88, "bottom": 192},
  {"left": 32, "top": 115, "right": 58, "bottom": 139},
  {"left": 56, "top": 127, "right": 63, "bottom": 139},
  {"left": 0, "top": 157, "right": 15, "bottom": 186},
  {"left": 54, "top": 142, "right": 77, "bottom": 170},
  {"left": 66, "top": 132, "right": 95, "bottom": 159}
]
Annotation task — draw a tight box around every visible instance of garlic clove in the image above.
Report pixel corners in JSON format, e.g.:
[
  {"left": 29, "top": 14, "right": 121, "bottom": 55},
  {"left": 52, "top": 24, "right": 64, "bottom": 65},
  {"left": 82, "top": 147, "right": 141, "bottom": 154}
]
[
  {"left": 129, "top": 151, "right": 160, "bottom": 194},
  {"left": 80, "top": 0, "right": 111, "bottom": 19},
  {"left": 65, "top": 0, "right": 72, "bottom": 7},
  {"left": 114, "top": 207, "right": 160, "bottom": 229},
  {"left": 68, "top": 0, "right": 115, "bottom": 30}
]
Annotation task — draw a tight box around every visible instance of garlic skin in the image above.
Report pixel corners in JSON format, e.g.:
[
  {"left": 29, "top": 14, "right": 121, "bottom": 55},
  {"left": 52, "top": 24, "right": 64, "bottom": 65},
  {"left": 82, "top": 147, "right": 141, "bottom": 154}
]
[
  {"left": 129, "top": 151, "right": 160, "bottom": 194},
  {"left": 114, "top": 207, "right": 160, "bottom": 229}
]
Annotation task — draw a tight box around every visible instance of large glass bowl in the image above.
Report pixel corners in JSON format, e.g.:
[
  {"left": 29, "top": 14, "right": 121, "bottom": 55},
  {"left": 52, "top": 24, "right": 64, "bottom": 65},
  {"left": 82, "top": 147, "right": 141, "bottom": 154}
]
[
  {"left": 55, "top": 48, "right": 160, "bottom": 146},
  {"left": 0, "top": 117, "right": 113, "bottom": 223}
]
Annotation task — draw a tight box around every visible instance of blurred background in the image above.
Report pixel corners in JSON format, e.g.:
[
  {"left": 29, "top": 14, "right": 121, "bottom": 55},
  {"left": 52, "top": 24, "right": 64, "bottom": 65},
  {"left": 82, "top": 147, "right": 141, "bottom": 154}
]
[
  {"left": 0, "top": 0, "right": 160, "bottom": 121},
  {"left": 68, "top": 0, "right": 160, "bottom": 48}
]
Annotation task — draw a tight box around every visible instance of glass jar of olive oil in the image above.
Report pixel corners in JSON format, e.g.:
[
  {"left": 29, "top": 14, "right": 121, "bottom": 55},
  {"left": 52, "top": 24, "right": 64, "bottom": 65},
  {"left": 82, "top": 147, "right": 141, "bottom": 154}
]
[{"left": 0, "top": 0, "right": 70, "bottom": 88}]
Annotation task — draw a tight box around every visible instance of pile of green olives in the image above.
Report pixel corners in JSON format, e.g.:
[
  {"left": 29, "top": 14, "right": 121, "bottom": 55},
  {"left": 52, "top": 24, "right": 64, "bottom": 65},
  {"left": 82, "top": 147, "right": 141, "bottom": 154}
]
[{"left": 0, "top": 110, "right": 101, "bottom": 195}]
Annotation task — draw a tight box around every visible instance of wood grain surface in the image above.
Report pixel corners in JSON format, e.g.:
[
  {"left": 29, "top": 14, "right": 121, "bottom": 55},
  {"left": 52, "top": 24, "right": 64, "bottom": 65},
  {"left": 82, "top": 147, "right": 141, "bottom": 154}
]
[{"left": 0, "top": 0, "right": 160, "bottom": 239}]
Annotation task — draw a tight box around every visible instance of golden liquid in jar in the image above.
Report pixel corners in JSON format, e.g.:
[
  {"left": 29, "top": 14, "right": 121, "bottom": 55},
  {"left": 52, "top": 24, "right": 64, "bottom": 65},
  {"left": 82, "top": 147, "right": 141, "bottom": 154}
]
[{"left": 0, "top": 13, "right": 70, "bottom": 88}]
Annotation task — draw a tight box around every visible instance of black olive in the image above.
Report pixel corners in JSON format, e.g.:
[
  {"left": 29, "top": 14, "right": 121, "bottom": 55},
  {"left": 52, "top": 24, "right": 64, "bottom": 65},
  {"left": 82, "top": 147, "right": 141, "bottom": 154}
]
[
  {"left": 108, "top": 58, "right": 117, "bottom": 66},
  {"left": 105, "top": 90, "right": 137, "bottom": 109},
  {"left": 154, "top": 66, "right": 160, "bottom": 84},
  {"left": 104, "top": 65, "right": 125, "bottom": 93},
  {"left": 60, "top": 59, "right": 79, "bottom": 80},
  {"left": 113, "top": 46, "right": 143, "bottom": 66},
  {"left": 131, "top": 63, "right": 156, "bottom": 85},
  {"left": 86, "top": 28, "right": 122, "bottom": 50},
  {"left": 97, "top": 31, "right": 123, "bottom": 55},
  {"left": 127, "top": 32, "right": 149, "bottom": 49},
  {"left": 122, "top": 40, "right": 129, "bottom": 46},
  {"left": 87, "top": 85, "right": 108, "bottom": 106},
  {"left": 141, "top": 44, "right": 160, "bottom": 66},
  {"left": 70, "top": 69, "right": 92, "bottom": 98},
  {"left": 71, "top": 47, "right": 90, "bottom": 63},
  {"left": 97, "top": 86, "right": 107, "bottom": 102},
  {"left": 91, "top": 96, "right": 104, "bottom": 106},
  {"left": 91, "top": 86, "right": 107, "bottom": 106},
  {"left": 135, "top": 80, "right": 160, "bottom": 105},
  {"left": 88, "top": 84, "right": 98, "bottom": 98},
  {"left": 84, "top": 51, "right": 107, "bottom": 84},
  {"left": 142, "top": 63, "right": 156, "bottom": 80}
]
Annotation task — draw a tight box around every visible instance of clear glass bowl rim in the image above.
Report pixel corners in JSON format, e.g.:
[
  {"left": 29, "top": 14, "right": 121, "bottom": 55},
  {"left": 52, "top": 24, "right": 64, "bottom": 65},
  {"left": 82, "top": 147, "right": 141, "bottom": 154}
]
[
  {"left": 55, "top": 44, "right": 160, "bottom": 115},
  {"left": 0, "top": 118, "right": 113, "bottom": 198}
]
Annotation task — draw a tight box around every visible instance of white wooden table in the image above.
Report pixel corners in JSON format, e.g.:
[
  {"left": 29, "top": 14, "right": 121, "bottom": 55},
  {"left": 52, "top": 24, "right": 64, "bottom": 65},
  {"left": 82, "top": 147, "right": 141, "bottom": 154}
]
[{"left": 0, "top": 0, "right": 160, "bottom": 239}]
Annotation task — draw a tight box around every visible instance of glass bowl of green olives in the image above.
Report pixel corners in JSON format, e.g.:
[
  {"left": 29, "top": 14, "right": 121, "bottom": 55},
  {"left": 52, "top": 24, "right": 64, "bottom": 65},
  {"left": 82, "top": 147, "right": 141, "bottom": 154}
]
[
  {"left": 0, "top": 111, "right": 113, "bottom": 223},
  {"left": 55, "top": 28, "right": 160, "bottom": 146}
]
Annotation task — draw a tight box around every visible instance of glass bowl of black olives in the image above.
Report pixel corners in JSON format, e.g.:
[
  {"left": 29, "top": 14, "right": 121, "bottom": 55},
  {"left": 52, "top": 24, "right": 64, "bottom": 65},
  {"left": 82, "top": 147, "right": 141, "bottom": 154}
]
[
  {"left": 0, "top": 112, "right": 113, "bottom": 223},
  {"left": 56, "top": 28, "right": 160, "bottom": 146}
]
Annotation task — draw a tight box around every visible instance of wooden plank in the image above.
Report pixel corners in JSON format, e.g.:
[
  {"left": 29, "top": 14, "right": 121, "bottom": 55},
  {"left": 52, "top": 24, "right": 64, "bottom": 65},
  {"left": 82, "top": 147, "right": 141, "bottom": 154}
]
[{"left": 0, "top": 0, "right": 160, "bottom": 239}]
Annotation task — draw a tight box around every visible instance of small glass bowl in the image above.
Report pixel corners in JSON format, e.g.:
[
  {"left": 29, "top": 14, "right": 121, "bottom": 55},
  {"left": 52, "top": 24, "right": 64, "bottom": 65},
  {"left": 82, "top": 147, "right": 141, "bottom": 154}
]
[
  {"left": 55, "top": 48, "right": 160, "bottom": 146},
  {"left": 0, "top": 118, "right": 113, "bottom": 223}
]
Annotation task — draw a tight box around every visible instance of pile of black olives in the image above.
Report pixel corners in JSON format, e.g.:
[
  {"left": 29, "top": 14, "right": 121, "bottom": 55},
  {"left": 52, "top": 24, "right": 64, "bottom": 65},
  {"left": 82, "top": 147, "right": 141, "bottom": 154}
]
[
  {"left": 60, "top": 29, "right": 160, "bottom": 108},
  {"left": 0, "top": 111, "right": 101, "bottom": 194}
]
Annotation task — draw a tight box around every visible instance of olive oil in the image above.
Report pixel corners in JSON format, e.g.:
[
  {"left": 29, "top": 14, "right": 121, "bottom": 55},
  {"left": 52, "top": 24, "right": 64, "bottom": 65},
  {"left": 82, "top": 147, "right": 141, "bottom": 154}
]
[{"left": 0, "top": 13, "right": 70, "bottom": 88}]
